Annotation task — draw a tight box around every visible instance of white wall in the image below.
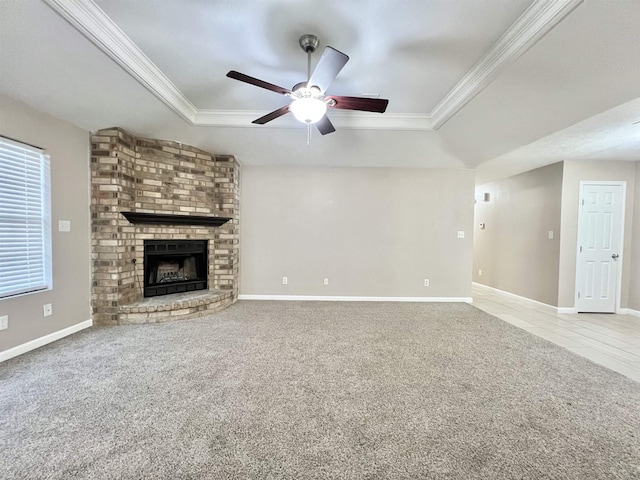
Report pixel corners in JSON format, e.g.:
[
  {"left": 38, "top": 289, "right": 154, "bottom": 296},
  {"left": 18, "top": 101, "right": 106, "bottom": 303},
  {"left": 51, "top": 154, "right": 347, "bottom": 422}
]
[
  {"left": 240, "top": 166, "right": 475, "bottom": 299},
  {"left": 0, "top": 95, "right": 91, "bottom": 356}
]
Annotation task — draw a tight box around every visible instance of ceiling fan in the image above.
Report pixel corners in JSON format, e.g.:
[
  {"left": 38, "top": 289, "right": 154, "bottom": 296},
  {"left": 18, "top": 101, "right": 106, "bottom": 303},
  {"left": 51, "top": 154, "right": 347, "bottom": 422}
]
[{"left": 226, "top": 34, "right": 389, "bottom": 137}]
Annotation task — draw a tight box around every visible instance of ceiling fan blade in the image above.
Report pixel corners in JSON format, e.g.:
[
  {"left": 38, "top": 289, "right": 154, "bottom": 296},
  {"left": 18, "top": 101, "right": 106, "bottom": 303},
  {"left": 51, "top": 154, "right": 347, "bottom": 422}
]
[
  {"left": 227, "top": 70, "right": 292, "bottom": 96},
  {"left": 307, "top": 47, "right": 349, "bottom": 93},
  {"left": 252, "top": 106, "right": 291, "bottom": 124},
  {"left": 315, "top": 115, "right": 336, "bottom": 135},
  {"left": 326, "top": 96, "right": 389, "bottom": 113}
]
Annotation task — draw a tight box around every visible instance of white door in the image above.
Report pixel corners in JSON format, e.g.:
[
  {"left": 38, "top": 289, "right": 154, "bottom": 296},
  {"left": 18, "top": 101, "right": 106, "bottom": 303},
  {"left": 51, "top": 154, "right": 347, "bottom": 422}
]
[{"left": 575, "top": 183, "right": 624, "bottom": 313}]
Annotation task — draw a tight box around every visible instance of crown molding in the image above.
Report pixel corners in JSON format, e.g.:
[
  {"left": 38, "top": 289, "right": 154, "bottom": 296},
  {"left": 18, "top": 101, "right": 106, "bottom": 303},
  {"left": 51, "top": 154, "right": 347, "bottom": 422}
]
[
  {"left": 194, "top": 110, "right": 434, "bottom": 130},
  {"left": 44, "top": 0, "right": 582, "bottom": 131},
  {"left": 430, "top": 0, "right": 583, "bottom": 129},
  {"left": 42, "top": 0, "right": 197, "bottom": 123}
]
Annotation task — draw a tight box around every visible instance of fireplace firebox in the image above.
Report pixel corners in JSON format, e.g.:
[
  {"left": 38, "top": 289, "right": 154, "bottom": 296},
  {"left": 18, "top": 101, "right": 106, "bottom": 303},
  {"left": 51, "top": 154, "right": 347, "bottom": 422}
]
[{"left": 143, "top": 240, "right": 208, "bottom": 297}]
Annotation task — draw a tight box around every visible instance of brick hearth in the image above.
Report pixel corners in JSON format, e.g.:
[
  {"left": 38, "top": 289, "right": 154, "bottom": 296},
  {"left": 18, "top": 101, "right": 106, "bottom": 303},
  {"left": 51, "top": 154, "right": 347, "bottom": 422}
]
[{"left": 90, "top": 128, "right": 240, "bottom": 325}]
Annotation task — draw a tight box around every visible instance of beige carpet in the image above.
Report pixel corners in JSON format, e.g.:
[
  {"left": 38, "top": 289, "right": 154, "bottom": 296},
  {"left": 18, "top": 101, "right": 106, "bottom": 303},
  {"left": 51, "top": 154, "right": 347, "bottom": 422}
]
[{"left": 1, "top": 301, "right": 639, "bottom": 479}]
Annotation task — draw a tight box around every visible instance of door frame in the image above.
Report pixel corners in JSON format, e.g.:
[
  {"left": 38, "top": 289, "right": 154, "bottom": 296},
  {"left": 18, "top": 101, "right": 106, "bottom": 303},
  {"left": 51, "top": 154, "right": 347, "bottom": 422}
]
[{"left": 574, "top": 181, "right": 626, "bottom": 313}]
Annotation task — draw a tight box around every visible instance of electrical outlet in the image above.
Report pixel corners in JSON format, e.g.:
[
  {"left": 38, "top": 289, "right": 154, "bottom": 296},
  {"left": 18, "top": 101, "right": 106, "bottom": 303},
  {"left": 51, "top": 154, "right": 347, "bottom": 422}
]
[
  {"left": 282, "top": 276, "right": 288, "bottom": 285},
  {"left": 43, "top": 304, "right": 52, "bottom": 317},
  {"left": 548, "top": 230, "right": 554, "bottom": 239},
  {"left": 424, "top": 279, "right": 430, "bottom": 287},
  {"left": 323, "top": 278, "right": 329, "bottom": 285},
  {"left": 0, "top": 315, "right": 8, "bottom": 331},
  {"left": 478, "top": 269, "right": 482, "bottom": 276},
  {"left": 457, "top": 231, "right": 465, "bottom": 239},
  {"left": 58, "top": 220, "right": 71, "bottom": 232}
]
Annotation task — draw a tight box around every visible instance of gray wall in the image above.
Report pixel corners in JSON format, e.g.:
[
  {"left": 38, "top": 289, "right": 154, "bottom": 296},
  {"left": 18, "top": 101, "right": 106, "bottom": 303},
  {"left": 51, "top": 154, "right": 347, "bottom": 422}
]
[
  {"left": 473, "top": 163, "right": 563, "bottom": 306},
  {"left": 630, "top": 161, "right": 640, "bottom": 311},
  {"left": 240, "top": 166, "right": 475, "bottom": 298},
  {"left": 557, "top": 160, "right": 637, "bottom": 309},
  {"left": 0, "top": 96, "right": 91, "bottom": 354}
]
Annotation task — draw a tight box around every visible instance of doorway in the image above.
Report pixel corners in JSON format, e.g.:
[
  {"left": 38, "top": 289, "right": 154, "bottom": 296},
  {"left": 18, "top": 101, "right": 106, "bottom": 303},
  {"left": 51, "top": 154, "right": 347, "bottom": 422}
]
[{"left": 575, "top": 182, "right": 625, "bottom": 313}]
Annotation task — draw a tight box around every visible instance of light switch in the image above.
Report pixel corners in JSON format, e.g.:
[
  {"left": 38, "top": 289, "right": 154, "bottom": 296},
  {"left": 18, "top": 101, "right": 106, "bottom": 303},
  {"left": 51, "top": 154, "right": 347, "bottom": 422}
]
[
  {"left": 457, "top": 231, "right": 465, "bottom": 239},
  {"left": 58, "top": 220, "right": 71, "bottom": 232},
  {"left": 548, "top": 230, "right": 554, "bottom": 239}
]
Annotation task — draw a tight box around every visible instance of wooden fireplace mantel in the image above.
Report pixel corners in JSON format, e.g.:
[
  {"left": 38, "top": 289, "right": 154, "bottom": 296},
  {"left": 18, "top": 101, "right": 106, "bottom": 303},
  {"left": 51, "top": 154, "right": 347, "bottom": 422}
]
[{"left": 121, "top": 211, "right": 231, "bottom": 227}]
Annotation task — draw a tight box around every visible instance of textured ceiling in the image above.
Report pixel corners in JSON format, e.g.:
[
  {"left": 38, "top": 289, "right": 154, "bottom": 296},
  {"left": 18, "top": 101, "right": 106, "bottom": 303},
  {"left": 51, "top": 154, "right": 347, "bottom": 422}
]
[{"left": 1, "top": 0, "right": 639, "bottom": 181}]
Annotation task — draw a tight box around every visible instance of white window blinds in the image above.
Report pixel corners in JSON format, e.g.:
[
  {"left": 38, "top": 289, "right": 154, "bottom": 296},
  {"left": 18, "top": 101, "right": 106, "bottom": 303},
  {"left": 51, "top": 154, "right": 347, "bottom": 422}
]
[{"left": 0, "top": 136, "right": 52, "bottom": 298}]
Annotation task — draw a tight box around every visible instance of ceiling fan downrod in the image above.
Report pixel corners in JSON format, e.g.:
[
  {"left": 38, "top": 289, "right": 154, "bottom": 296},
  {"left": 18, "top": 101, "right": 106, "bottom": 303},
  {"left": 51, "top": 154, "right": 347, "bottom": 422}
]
[{"left": 299, "top": 34, "right": 319, "bottom": 83}]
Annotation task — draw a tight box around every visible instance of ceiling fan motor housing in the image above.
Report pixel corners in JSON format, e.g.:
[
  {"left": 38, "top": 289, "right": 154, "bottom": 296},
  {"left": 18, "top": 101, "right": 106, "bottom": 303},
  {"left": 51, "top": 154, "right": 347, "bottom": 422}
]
[{"left": 299, "top": 34, "right": 319, "bottom": 53}]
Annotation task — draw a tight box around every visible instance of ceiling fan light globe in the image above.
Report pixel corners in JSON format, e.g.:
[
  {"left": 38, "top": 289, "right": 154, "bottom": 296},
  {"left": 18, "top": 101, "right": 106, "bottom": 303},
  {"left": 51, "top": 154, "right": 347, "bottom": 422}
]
[{"left": 290, "top": 97, "right": 327, "bottom": 124}]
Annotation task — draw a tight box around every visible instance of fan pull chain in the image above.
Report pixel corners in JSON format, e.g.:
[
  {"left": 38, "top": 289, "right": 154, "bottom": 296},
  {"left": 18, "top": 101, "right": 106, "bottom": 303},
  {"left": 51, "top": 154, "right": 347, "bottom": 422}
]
[{"left": 307, "top": 123, "right": 311, "bottom": 146}]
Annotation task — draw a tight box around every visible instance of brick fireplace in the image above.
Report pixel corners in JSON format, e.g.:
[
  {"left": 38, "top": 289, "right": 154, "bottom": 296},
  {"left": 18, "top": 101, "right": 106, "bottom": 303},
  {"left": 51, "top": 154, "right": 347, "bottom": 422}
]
[{"left": 90, "top": 128, "right": 240, "bottom": 325}]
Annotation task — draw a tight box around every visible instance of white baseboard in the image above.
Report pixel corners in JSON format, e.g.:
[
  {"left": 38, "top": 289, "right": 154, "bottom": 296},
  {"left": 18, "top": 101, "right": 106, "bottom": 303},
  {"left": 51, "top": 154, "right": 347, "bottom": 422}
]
[
  {"left": 239, "top": 295, "right": 473, "bottom": 303},
  {"left": 473, "top": 283, "right": 639, "bottom": 316},
  {"left": 0, "top": 319, "right": 93, "bottom": 363},
  {"left": 557, "top": 307, "right": 578, "bottom": 314},
  {"left": 472, "top": 282, "right": 560, "bottom": 314}
]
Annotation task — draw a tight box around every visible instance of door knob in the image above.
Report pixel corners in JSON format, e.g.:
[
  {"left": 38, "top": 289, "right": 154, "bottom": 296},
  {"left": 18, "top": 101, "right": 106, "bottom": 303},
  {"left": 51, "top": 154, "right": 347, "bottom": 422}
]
[{"left": 611, "top": 253, "right": 619, "bottom": 259}]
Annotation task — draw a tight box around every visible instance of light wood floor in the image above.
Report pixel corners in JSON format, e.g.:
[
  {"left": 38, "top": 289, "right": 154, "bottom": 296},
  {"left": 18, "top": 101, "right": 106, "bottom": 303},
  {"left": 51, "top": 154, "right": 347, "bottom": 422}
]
[{"left": 472, "top": 284, "right": 640, "bottom": 383}]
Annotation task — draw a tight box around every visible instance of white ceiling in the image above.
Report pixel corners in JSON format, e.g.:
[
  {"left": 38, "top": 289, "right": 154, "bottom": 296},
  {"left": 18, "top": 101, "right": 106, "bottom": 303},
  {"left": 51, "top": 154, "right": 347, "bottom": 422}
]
[{"left": 1, "top": 0, "right": 640, "bottom": 181}]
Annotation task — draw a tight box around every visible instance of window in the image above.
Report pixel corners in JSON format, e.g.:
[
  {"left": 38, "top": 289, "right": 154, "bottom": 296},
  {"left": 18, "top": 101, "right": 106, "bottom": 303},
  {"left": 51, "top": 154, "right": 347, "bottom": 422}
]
[{"left": 0, "top": 136, "right": 52, "bottom": 298}]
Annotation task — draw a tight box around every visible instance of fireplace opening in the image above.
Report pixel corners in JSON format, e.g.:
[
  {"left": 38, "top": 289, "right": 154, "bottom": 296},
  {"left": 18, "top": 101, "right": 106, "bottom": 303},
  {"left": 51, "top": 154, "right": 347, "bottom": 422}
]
[{"left": 144, "top": 240, "right": 208, "bottom": 297}]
